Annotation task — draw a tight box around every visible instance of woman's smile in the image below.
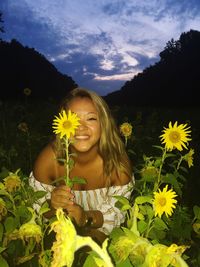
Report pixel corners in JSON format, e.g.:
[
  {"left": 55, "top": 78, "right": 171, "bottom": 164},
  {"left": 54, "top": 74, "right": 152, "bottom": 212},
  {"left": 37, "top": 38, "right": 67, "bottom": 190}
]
[{"left": 75, "top": 135, "right": 90, "bottom": 140}]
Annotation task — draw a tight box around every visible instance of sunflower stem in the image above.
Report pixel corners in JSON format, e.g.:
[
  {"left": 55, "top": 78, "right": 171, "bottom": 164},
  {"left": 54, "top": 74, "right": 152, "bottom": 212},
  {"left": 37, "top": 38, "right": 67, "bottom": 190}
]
[
  {"left": 153, "top": 147, "right": 166, "bottom": 192},
  {"left": 64, "top": 137, "right": 70, "bottom": 186},
  {"left": 76, "top": 236, "right": 114, "bottom": 267},
  {"left": 130, "top": 203, "right": 140, "bottom": 236},
  {"left": 176, "top": 155, "right": 183, "bottom": 171}
]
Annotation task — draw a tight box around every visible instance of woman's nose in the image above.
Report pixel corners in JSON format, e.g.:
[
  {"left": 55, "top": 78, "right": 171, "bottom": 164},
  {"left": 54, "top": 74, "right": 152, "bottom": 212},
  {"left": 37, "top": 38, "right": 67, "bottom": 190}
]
[{"left": 77, "top": 120, "right": 87, "bottom": 130}]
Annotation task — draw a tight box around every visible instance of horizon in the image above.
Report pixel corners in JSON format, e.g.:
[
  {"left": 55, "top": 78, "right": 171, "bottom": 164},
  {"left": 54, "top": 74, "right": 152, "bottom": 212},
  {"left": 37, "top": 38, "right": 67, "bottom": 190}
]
[{"left": 1, "top": 1, "right": 200, "bottom": 96}]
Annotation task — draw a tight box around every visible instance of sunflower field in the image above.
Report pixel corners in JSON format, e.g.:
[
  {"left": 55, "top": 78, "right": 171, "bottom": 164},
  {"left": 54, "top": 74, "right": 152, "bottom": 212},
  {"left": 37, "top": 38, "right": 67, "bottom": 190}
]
[{"left": 0, "top": 95, "right": 200, "bottom": 267}]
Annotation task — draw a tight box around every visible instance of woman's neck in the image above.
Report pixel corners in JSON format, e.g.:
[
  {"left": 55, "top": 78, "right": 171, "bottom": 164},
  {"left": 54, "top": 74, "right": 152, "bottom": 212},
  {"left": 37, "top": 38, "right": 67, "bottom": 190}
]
[{"left": 71, "top": 146, "right": 100, "bottom": 165}]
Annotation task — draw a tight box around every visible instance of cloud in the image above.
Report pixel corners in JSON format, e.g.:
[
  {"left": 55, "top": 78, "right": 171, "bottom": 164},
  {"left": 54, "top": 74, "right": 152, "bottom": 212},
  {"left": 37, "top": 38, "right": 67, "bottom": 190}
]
[
  {"left": 1, "top": 0, "right": 200, "bottom": 95},
  {"left": 94, "top": 71, "right": 140, "bottom": 81}
]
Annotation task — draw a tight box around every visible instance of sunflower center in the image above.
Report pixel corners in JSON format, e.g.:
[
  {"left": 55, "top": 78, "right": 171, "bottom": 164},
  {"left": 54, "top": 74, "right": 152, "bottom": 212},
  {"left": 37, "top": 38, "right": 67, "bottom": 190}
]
[
  {"left": 124, "top": 127, "right": 131, "bottom": 133},
  {"left": 169, "top": 131, "right": 181, "bottom": 143},
  {"left": 63, "top": 120, "right": 72, "bottom": 129},
  {"left": 159, "top": 197, "right": 166, "bottom": 206}
]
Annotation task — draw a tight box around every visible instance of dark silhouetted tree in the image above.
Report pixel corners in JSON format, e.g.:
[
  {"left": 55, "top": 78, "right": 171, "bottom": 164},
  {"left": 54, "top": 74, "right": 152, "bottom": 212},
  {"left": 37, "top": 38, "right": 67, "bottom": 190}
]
[
  {"left": 0, "top": 39, "right": 77, "bottom": 100},
  {"left": 105, "top": 29, "right": 200, "bottom": 107},
  {"left": 0, "top": 11, "right": 4, "bottom": 40}
]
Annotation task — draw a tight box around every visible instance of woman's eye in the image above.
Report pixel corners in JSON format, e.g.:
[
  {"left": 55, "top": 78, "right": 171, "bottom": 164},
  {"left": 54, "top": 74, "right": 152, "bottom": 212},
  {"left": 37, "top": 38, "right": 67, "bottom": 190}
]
[{"left": 88, "top": 117, "right": 97, "bottom": 121}]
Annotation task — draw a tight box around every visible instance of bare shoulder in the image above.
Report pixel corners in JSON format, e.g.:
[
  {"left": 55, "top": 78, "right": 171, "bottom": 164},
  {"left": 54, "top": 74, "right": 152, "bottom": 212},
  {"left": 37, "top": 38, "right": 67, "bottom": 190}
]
[
  {"left": 111, "top": 171, "right": 132, "bottom": 186},
  {"left": 33, "top": 143, "right": 57, "bottom": 184}
]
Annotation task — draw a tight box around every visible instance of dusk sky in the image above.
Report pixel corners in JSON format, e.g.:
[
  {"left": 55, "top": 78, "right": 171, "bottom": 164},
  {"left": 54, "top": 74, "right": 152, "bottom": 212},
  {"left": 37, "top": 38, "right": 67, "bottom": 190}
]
[{"left": 1, "top": 0, "right": 200, "bottom": 96}]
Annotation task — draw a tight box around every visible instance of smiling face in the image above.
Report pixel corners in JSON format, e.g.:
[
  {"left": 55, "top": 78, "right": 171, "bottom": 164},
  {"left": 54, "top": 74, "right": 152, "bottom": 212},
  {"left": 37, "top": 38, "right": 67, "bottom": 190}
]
[{"left": 68, "top": 96, "right": 101, "bottom": 153}]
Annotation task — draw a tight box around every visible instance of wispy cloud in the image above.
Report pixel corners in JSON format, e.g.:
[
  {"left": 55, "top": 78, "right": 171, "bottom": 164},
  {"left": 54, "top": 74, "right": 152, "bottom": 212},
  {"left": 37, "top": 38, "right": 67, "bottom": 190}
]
[{"left": 1, "top": 0, "right": 200, "bottom": 95}]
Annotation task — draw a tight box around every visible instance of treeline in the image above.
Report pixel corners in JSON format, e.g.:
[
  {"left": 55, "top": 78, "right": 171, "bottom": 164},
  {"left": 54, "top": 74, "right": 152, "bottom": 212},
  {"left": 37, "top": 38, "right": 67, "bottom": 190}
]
[
  {"left": 0, "top": 39, "right": 77, "bottom": 101},
  {"left": 105, "top": 30, "right": 200, "bottom": 108}
]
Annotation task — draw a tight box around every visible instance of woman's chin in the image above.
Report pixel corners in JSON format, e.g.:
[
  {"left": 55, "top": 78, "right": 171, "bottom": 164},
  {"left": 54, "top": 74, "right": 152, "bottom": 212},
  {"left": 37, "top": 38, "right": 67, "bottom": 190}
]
[
  {"left": 73, "top": 144, "right": 91, "bottom": 153},
  {"left": 72, "top": 142, "right": 98, "bottom": 153}
]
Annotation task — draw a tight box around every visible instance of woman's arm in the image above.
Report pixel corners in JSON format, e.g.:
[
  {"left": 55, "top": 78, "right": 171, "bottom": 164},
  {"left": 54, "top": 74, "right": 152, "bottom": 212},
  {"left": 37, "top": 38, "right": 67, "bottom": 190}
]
[
  {"left": 32, "top": 144, "right": 75, "bottom": 218},
  {"left": 33, "top": 143, "right": 58, "bottom": 184}
]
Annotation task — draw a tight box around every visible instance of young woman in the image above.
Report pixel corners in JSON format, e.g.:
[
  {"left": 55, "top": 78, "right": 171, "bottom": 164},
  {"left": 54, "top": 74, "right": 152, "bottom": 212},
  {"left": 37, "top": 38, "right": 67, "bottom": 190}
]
[{"left": 29, "top": 87, "right": 134, "bottom": 244}]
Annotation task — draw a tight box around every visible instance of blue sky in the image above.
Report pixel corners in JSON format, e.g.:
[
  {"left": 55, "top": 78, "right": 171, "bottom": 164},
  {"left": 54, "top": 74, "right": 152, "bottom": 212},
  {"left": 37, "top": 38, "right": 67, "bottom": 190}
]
[{"left": 1, "top": 0, "right": 200, "bottom": 96}]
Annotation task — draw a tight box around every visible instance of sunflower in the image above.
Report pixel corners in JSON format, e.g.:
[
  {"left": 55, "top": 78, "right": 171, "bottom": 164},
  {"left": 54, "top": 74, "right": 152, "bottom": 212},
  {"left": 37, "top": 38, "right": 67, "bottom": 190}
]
[
  {"left": 23, "top": 88, "right": 31, "bottom": 96},
  {"left": 50, "top": 208, "right": 77, "bottom": 267},
  {"left": 112, "top": 235, "right": 135, "bottom": 262},
  {"left": 4, "top": 174, "right": 21, "bottom": 193},
  {"left": 153, "top": 185, "right": 177, "bottom": 218},
  {"left": 52, "top": 110, "right": 80, "bottom": 139},
  {"left": 18, "top": 122, "right": 29, "bottom": 133},
  {"left": 50, "top": 209, "right": 114, "bottom": 267},
  {"left": 160, "top": 121, "right": 191, "bottom": 151},
  {"left": 120, "top": 122, "right": 132, "bottom": 138},
  {"left": 183, "top": 148, "right": 194, "bottom": 168},
  {"left": 19, "top": 222, "right": 42, "bottom": 244}
]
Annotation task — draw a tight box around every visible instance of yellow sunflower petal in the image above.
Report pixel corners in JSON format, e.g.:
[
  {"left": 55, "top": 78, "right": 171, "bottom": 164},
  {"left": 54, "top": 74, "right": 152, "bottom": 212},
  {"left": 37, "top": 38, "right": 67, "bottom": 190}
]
[
  {"left": 160, "top": 121, "right": 191, "bottom": 151},
  {"left": 52, "top": 110, "right": 80, "bottom": 139},
  {"left": 50, "top": 208, "right": 77, "bottom": 267},
  {"left": 153, "top": 185, "right": 177, "bottom": 218}
]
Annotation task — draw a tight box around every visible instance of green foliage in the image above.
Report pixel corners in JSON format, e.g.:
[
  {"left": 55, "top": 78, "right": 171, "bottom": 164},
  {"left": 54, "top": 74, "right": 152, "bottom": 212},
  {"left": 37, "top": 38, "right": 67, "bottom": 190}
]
[
  {"left": 0, "top": 98, "right": 200, "bottom": 266},
  {"left": 0, "top": 168, "right": 52, "bottom": 266}
]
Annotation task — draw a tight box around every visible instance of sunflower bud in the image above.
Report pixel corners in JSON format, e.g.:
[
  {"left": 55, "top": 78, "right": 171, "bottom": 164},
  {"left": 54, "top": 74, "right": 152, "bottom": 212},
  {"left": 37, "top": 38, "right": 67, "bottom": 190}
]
[
  {"left": 23, "top": 88, "right": 31, "bottom": 96},
  {"left": 19, "top": 222, "right": 42, "bottom": 243},
  {"left": 112, "top": 236, "right": 135, "bottom": 262},
  {"left": 183, "top": 148, "right": 194, "bottom": 168},
  {"left": 4, "top": 174, "right": 21, "bottom": 193},
  {"left": 18, "top": 122, "right": 29, "bottom": 133},
  {"left": 140, "top": 166, "right": 159, "bottom": 181}
]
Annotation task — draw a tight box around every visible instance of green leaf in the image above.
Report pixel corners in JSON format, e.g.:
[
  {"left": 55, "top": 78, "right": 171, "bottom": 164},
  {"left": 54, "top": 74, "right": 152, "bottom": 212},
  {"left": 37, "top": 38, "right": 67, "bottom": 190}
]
[
  {"left": 152, "top": 145, "right": 164, "bottom": 151},
  {"left": 0, "top": 189, "right": 10, "bottom": 198},
  {"left": 153, "top": 217, "right": 168, "bottom": 230},
  {"left": 179, "top": 166, "right": 188, "bottom": 174},
  {"left": 39, "top": 201, "right": 50, "bottom": 216},
  {"left": 162, "top": 173, "right": 182, "bottom": 196},
  {"left": 71, "top": 176, "right": 87, "bottom": 185},
  {"left": 93, "top": 256, "right": 107, "bottom": 266},
  {"left": 0, "top": 255, "right": 9, "bottom": 267},
  {"left": 113, "top": 196, "right": 130, "bottom": 205},
  {"left": 0, "top": 247, "right": 6, "bottom": 253},
  {"left": 135, "top": 196, "right": 152, "bottom": 205},
  {"left": 138, "top": 220, "right": 148, "bottom": 234},
  {"left": 145, "top": 205, "right": 154, "bottom": 220},
  {"left": 0, "top": 223, "right": 4, "bottom": 242},
  {"left": 121, "top": 204, "right": 132, "bottom": 211},
  {"left": 56, "top": 158, "right": 66, "bottom": 164},
  {"left": 193, "top": 205, "right": 200, "bottom": 220},
  {"left": 33, "top": 190, "right": 47, "bottom": 200},
  {"left": 148, "top": 227, "right": 166, "bottom": 240},
  {"left": 115, "top": 257, "right": 133, "bottom": 267},
  {"left": 154, "top": 159, "right": 162, "bottom": 167},
  {"left": 122, "top": 227, "right": 138, "bottom": 240},
  {"left": 165, "top": 152, "right": 177, "bottom": 158},
  {"left": 83, "top": 253, "right": 98, "bottom": 267},
  {"left": 16, "top": 205, "right": 31, "bottom": 218},
  {"left": 4, "top": 216, "right": 17, "bottom": 233},
  {"left": 137, "top": 212, "right": 145, "bottom": 220},
  {"left": 51, "top": 176, "right": 65, "bottom": 185},
  {"left": 109, "top": 227, "right": 124, "bottom": 241},
  {"left": 83, "top": 251, "right": 108, "bottom": 267},
  {"left": 127, "top": 149, "right": 136, "bottom": 155}
]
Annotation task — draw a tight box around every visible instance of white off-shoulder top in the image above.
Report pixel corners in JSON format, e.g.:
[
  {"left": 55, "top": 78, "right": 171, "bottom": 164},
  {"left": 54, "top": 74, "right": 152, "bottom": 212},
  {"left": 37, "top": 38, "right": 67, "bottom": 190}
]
[{"left": 29, "top": 172, "right": 134, "bottom": 235}]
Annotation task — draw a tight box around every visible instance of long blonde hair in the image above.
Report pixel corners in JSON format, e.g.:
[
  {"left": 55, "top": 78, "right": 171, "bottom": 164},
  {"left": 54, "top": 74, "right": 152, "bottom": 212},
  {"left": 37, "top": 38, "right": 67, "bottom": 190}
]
[{"left": 54, "top": 87, "right": 132, "bottom": 183}]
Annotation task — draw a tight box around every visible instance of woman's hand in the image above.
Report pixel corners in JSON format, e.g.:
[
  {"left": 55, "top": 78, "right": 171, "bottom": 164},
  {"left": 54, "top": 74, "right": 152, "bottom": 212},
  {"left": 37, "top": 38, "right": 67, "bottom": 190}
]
[
  {"left": 51, "top": 185, "right": 75, "bottom": 209},
  {"left": 67, "top": 203, "right": 87, "bottom": 227},
  {"left": 51, "top": 185, "right": 86, "bottom": 226}
]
